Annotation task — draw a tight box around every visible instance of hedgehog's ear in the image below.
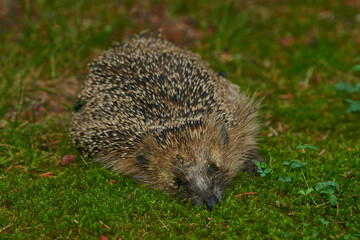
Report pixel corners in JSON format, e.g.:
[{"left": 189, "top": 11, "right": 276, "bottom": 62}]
[
  {"left": 135, "top": 152, "right": 150, "bottom": 169},
  {"left": 220, "top": 124, "right": 229, "bottom": 145}
]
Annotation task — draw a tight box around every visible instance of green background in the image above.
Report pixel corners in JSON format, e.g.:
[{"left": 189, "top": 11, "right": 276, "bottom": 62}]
[{"left": 0, "top": 0, "right": 359, "bottom": 239}]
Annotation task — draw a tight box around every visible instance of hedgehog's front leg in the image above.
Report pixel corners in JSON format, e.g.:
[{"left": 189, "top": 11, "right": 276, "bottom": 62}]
[{"left": 243, "top": 150, "right": 265, "bottom": 177}]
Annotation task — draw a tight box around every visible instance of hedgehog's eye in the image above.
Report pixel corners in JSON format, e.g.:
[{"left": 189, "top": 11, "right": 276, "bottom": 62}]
[
  {"left": 176, "top": 154, "right": 184, "bottom": 164},
  {"left": 209, "top": 163, "right": 219, "bottom": 174},
  {"left": 174, "top": 177, "right": 183, "bottom": 188}
]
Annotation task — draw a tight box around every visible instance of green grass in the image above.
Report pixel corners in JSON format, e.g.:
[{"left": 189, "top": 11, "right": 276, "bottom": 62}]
[{"left": 1, "top": 0, "right": 359, "bottom": 239}]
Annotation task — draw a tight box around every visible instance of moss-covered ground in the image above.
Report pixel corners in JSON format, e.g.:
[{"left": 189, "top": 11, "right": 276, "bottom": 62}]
[{"left": 1, "top": 0, "right": 359, "bottom": 239}]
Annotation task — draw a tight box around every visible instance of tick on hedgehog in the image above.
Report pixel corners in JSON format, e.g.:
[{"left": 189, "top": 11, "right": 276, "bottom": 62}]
[{"left": 70, "top": 33, "right": 264, "bottom": 210}]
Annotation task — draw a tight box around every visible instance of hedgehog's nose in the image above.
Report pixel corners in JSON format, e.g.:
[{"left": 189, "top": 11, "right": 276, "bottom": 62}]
[{"left": 204, "top": 195, "right": 220, "bottom": 211}]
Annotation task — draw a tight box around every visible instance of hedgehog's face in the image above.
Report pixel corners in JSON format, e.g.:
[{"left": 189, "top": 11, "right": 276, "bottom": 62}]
[
  {"left": 171, "top": 151, "right": 229, "bottom": 211},
  {"left": 135, "top": 123, "right": 234, "bottom": 210}
]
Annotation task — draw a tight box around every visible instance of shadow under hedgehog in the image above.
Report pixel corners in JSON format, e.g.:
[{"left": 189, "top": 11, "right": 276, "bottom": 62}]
[{"left": 70, "top": 33, "right": 264, "bottom": 211}]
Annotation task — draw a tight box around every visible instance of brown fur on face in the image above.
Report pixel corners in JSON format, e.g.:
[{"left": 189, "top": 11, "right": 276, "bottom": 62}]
[{"left": 95, "top": 115, "right": 260, "bottom": 206}]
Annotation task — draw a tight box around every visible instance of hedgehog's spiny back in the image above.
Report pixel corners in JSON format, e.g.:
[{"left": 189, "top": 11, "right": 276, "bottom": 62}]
[{"left": 70, "top": 35, "right": 255, "bottom": 161}]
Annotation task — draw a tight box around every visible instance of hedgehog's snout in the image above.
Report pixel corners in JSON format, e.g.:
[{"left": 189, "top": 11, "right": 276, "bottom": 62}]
[
  {"left": 186, "top": 162, "right": 223, "bottom": 210},
  {"left": 203, "top": 195, "right": 220, "bottom": 211}
]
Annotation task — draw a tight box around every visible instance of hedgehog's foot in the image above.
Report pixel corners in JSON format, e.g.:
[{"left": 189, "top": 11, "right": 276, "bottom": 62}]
[{"left": 243, "top": 151, "right": 265, "bottom": 177}]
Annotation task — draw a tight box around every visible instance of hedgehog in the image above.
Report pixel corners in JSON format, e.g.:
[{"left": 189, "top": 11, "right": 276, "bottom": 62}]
[{"left": 70, "top": 33, "right": 264, "bottom": 210}]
